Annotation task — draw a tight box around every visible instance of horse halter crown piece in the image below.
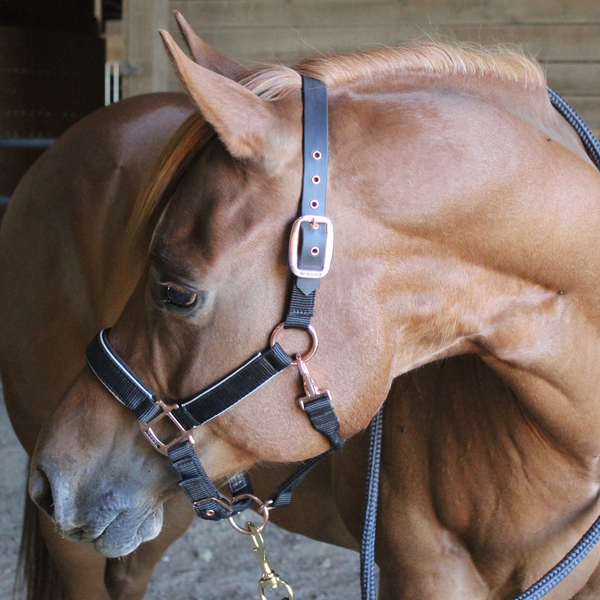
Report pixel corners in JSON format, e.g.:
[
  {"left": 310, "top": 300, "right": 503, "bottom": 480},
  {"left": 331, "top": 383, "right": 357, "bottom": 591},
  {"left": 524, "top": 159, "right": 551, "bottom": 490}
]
[{"left": 85, "top": 76, "right": 344, "bottom": 525}]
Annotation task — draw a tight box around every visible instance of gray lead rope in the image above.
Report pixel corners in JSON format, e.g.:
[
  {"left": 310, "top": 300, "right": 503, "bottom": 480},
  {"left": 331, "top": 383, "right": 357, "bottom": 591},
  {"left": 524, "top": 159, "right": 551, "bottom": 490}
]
[
  {"left": 359, "top": 89, "right": 600, "bottom": 600},
  {"left": 360, "top": 407, "right": 384, "bottom": 600}
]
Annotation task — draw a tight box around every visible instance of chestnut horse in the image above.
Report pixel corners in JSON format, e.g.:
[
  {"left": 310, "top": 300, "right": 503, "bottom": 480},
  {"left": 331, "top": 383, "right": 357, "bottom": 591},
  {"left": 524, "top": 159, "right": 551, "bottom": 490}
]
[{"left": 3, "top": 16, "right": 600, "bottom": 599}]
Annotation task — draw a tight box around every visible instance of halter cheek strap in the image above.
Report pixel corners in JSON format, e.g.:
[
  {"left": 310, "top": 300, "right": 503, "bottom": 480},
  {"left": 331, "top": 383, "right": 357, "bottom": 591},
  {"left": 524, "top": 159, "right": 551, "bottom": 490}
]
[{"left": 85, "top": 75, "right": 344, "bottom": 521}]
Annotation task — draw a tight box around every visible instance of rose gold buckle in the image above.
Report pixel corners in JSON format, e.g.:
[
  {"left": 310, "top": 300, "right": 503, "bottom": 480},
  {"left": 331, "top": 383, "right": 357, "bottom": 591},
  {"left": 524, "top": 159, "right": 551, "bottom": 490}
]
[
  {"left": 139, "top": 399, "right": 195, "bottom": 456},
  {"left": 288, "top": 215, "right": 333, "bottom": 278}
]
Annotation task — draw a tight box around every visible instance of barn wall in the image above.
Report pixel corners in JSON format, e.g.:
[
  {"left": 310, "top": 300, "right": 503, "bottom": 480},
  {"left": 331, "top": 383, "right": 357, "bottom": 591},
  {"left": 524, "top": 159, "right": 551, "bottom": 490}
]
[{"left": 124, "top": 0, "right": 600, "bottom": 133}]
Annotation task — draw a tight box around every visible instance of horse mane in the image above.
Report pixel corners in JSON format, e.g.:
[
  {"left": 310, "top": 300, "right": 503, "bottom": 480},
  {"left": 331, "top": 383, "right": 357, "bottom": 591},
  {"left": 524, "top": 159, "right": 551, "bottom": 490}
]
[
  {"left": 240, "top": 41, "right": 545, "bottom": 99},
  {"left": 128, "top": 41, "right": 546, "bottom": 246}
]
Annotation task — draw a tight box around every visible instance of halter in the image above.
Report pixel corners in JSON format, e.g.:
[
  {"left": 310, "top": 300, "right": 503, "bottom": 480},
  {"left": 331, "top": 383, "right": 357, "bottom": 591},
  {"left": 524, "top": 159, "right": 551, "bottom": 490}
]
[{"left": 86, "top": 76, "right": 344, "bottom": 525}]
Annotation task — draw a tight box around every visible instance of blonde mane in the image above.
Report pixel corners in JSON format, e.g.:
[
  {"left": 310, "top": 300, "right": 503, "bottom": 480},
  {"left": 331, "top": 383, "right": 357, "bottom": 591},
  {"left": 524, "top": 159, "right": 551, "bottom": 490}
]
[{"left": 129, "top": 42, "right": 546, "bottom": 245}]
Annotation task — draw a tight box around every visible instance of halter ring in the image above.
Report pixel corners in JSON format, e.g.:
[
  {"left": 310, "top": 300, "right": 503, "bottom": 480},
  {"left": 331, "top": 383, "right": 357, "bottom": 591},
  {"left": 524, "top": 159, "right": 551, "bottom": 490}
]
[
  {"left": 270, "top": 322, "right": 318, "bottom": 364},
  {"left": 228, "top": 494, "right": 272, "bottom": 535}
]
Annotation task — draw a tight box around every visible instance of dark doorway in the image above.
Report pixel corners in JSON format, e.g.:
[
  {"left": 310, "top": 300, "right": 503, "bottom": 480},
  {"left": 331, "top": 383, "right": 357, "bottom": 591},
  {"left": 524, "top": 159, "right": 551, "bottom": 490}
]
[{"left": 0, "top": 0, "right": 105, "bottom": 209}]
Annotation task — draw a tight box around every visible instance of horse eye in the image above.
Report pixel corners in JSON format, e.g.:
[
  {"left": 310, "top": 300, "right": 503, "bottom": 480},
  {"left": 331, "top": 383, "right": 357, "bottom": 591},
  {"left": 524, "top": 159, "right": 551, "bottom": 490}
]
[{"left": 164, "top": 283, "right": 197, "bottom": 308}]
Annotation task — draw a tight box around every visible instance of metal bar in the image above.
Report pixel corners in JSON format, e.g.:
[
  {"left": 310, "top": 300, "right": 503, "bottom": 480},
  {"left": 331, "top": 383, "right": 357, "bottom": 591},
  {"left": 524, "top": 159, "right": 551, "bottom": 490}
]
[
  {"left": 0, "top": 139, "right": 56, "bottom": 149},
  {"left": 105, "top": 61, "right": 111, "bottom": 106},
  {"left": 113, "top": 61, "right": 120, "bottom": 104}
]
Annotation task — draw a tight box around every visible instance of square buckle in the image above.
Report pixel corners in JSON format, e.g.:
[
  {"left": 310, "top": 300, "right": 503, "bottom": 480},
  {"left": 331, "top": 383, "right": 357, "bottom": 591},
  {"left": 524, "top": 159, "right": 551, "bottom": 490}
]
[
  {"left": 139, "top": 400, "right": 195, "bottom": 456},
  {"left": 289, "top": 215, "right": 334, "bottom": 279}
]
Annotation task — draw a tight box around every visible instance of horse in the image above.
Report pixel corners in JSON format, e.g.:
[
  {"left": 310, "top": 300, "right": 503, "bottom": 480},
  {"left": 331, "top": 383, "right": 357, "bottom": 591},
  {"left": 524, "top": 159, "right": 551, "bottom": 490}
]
[{"left": 2, "top": 12, "right": 600, "bottom": 599}]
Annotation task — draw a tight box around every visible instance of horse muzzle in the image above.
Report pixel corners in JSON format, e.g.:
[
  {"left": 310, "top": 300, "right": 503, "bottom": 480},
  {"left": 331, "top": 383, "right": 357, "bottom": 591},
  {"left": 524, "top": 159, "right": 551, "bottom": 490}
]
[{"left": 29, "top": 458, "right": 165, "bottom": 557}]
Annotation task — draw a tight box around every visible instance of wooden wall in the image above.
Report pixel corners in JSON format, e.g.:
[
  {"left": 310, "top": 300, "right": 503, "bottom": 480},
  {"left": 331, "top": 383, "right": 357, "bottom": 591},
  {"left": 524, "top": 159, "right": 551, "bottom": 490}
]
[{"left": 124, "top": 0, "right": 600, "bottom": 133}]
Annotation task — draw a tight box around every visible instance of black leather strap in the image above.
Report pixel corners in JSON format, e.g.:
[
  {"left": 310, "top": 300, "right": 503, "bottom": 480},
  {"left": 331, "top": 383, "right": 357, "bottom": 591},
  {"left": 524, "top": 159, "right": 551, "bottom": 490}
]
[
  {"left": 286, "top": 76, "right": 330, "bottom": 304},
  {"left": 300, "top": 77, "right": 328, "bottom": 217}
]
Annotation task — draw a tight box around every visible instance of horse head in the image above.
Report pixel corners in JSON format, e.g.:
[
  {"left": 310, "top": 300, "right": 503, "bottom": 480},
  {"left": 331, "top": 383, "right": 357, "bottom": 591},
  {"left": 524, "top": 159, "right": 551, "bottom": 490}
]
[{"left": 28, "top": 24, "right": 395, "bottom": 557}]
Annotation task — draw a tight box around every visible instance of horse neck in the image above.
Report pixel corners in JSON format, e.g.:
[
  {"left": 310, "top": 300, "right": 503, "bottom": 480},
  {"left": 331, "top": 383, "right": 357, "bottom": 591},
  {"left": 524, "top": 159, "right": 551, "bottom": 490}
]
[{"left": 337, "top": 84, "right": 600, "bottom": 459}]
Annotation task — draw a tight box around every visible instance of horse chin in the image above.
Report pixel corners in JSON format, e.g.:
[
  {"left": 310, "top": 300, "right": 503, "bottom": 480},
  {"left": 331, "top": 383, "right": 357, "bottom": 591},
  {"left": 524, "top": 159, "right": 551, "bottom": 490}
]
[{"left": 93, "top": 504, "right": 164, "bottom": 558}]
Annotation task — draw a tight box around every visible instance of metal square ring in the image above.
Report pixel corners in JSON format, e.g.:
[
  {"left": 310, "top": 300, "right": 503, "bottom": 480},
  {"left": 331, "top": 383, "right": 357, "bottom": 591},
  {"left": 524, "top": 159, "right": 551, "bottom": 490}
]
[{"left": 139, "top": 400, "right": 195, "bottom": 456}]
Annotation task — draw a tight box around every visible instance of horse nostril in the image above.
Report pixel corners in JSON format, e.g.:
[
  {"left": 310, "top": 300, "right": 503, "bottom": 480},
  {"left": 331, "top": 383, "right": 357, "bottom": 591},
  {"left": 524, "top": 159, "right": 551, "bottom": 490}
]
[{"left": 29, "top": 467, "right": 55, "bottom": 519}]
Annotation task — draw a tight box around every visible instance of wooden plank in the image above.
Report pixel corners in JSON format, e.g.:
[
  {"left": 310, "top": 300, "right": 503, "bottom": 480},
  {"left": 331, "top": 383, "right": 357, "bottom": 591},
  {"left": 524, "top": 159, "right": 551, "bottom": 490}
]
[
  {"left": 123, "top": 0, "right": 171, "bottom": 96},
  {"left": 167, "top": 23, "right": 600, "bottom": 63},
  {"left": 171, "top": 0, "right": 600, "bottom": 28},
  {"left": 546, "top": 64, "right": 600, "bottom": 97},
  {"left": 169, "top": 25, "right": 404, "bottom": 60},
  {"left": 444, "top": 25, "right": 600, "bottom": 62}
]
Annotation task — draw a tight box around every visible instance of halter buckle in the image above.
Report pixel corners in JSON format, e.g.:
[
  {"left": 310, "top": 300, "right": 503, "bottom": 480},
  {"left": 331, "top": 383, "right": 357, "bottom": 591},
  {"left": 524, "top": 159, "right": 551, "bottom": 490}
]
[
  {"left": 289, "top": 215, "right": 334, "bottom": 278},
  {"left": 139, "top": 399, "right": 195, "bottom": 456}
]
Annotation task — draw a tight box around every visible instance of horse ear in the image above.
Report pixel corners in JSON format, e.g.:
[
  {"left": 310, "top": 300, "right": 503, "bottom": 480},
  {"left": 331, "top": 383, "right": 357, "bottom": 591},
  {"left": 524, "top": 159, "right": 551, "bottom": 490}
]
[
  {"left": 173, "top": 11, "right": 245, "bottom": 79},
  {"left": 160, "top": 30, "right": 294, "bottom": 166}
]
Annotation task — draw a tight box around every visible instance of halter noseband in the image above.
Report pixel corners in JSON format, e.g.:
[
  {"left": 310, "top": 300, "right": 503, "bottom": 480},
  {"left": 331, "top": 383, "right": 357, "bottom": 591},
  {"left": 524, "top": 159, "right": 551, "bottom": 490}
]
[{"left": 85, "top": 76, "right": 344, "bottom": 522}]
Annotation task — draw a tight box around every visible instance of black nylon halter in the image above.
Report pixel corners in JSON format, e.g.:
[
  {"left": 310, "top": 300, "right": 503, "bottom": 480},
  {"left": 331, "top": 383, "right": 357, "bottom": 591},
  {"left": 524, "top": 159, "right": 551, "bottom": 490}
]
[{"left": 86, "top": 75, "right": 343, "bottom": 522}]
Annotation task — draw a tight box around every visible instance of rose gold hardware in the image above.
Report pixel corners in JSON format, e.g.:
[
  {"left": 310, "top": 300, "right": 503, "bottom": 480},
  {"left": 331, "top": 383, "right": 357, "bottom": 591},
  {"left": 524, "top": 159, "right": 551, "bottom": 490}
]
[
  {"left": 270, "top": 322, "right": 318, "bottom": 364},
  {"left": 312, "top": 150, "right": 322, "bottom": 160},
  {"left": 296, "top": 357, "right": 332, "bottom": 411},
  {"left": 139, "top": 399, "right": 195, "bottom": 457},
  {"left": 310, "top": 199, "right": 319, "bottom": 209},
  {"left": 205, "top": 510, "right": 215, "bottom": 517},
  {"left": 310, "top": 246, "right": 320, "bottom": 256},
  {"left": 311, "top": 175, "right": 321, "bottom": 184},
  {"left": 289, "top": 215, "right": 334, "bottom": 278},
  {"left": 228, "top": 494, "right": 272, "bottom": 535}
]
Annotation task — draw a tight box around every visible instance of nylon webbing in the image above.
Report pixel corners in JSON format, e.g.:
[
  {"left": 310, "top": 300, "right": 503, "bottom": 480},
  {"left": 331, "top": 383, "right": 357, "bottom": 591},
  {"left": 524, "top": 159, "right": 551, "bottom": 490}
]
[
  {"left": 86, "top": 329, "right": 162, "bottom": 423},
  {"left": 269, "top": 392, "right": 344, "bottom": 508},
  {"left": 269, "top": 450, "right": 334, "bottom": 507},
  {"left": 172, "top": 343, "right": 292, "bottom": 428},
  {"left": 168, "top": 441, "right": 232, "bottom": 520}
]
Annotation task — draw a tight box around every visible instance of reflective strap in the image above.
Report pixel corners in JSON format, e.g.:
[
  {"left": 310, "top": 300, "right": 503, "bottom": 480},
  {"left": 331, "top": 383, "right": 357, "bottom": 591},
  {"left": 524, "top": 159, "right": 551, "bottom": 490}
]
[
  {"left": 172, "top": 343, "right": 292, "bottom": 429},
  {"left": 86, "top": 329, "right": 162, "bottom": 423}
]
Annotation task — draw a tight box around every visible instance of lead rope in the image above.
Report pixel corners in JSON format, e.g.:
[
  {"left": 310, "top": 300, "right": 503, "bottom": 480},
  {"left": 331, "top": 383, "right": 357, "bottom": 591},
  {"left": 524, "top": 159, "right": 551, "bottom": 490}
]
[
  {"left": 360, "top": 407, "right": 384, "bottom": 600},
  {"left": 358, "top": 88, "right": 600, "bottom": 600}
]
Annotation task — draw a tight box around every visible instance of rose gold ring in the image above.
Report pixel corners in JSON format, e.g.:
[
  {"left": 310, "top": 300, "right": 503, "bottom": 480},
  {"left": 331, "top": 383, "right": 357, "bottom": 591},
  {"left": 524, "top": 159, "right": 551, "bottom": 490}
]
[
  {"left": 269, "top": 322, "right": 318, "bottom": 364},
  {"left": 227, "top": 494, "right": 272, "bottom": 535}
]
